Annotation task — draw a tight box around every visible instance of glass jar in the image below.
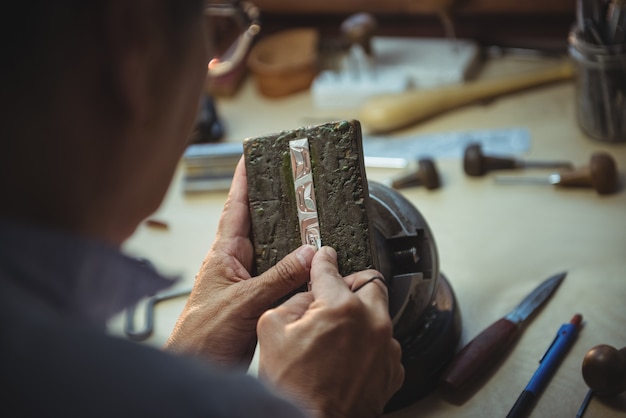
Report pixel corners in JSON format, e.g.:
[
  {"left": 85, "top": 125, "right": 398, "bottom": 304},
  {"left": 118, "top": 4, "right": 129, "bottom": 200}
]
[{"left": 568, "top": 28, "right": 626, "bottom": 143}]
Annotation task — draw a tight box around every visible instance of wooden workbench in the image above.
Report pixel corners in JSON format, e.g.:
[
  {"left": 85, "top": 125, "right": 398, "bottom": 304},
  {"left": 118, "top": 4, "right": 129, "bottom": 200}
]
[{"left": 109, "top": 54, "right": 626, "bottom": 417}]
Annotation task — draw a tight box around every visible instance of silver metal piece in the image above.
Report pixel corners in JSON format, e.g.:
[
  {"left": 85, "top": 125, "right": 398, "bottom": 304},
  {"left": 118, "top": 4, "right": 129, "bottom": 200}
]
[
  {"left": 289, "top": 138, "right": 322, "bottom": 249},
  {"left": 494, "top": 174, "right": 562, "bottom": 186},
  {"left": 519, "top": 160, "right": 573, "bottom": 170},
  {"left": 125, "top": 287, "right": 192, "bottom": 341},
  {"left": 504, "top": 272, "right": 567, "bottom": 324},
  {"left": 393, "top": 247, "right": 419, "bottom": 264},
  {"left": 364, "top": 156, "right": 409, "bottom": 169},
  {"left": 548, "top": 173, "right": 562, "bottom": 185}
]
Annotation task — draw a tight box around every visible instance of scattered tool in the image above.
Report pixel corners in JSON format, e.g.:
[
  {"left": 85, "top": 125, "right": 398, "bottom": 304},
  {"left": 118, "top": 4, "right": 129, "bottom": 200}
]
[
  {"left": 390, "top": 158, "right": 441, "bottom": 190},
  {"left": 359, "top": 61, "right": 574, "bottom": 133},
  {"left": 577, "top": 0, "right": 626, "bottom": 45},
  {"left": 313, "top": 9, "right": 479, "bottom": 109},
  {"left": 506, "top": 314, "right": 583, "bottom": 418},
  {"left": 463, "top": 143, "right": 573, "bottom": 177},
  {"left": 434, "top": 0, "right": 459, "bottom": 42},
  {"left": 125, "top": 287, "right": 192, "bottom": 341},
  {"left": 494, "top": 152, "right": 619, "bottom": 195},
  {"left": 576, "top": 344, "right": 626, "bottom": 417},
  {"left": 440, "top": 272, "right": 566, "bottom": 394},
  {"left": 582, "top": 344, "right": 626, "bottom": 395},
  {"left": 606, "top": 0, "right": 626, "bottom": 44},
  {"left": 340, "top": 12, "right": 378, "bottom": 57},
  {"left": 145, "top": 218, "right": 169, "bottom": 230}
]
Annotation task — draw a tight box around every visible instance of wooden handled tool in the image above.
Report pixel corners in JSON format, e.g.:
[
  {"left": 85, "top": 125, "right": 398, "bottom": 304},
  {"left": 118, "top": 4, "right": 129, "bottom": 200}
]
[
  {"left": 463, "top": 143, "right": 573, "bottom": 177},
  {"left": 440, "top": 272, "right": 566, "bottom": 393},
  {"left": 582, "top": 344, "right": 626, "bottom": 396},
  {"left": 495, "top": 152, "right": 620, "bottom": 195},
  {"left": 358, "top": 61, "right": 574, "bottom": 133},
  {"left": 556, "top": 152, "right": 619, "bottom": 194},
  {"left": 576, "top": 344, "right": 626, "bottom": 418},
  {"left": 391, "top": 158, "right": 441, "bottom": 190}
]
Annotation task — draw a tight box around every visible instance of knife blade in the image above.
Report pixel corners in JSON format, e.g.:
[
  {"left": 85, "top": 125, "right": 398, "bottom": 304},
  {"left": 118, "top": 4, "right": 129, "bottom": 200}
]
[{"left": 440, "top": 271, "right": 567, "bottom": 393}]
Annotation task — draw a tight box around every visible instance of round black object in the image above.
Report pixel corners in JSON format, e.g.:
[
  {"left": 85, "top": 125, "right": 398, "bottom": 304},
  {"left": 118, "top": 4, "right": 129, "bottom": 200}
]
[{"left": 367, "top": 182, "right": 461, "bottom": 411}]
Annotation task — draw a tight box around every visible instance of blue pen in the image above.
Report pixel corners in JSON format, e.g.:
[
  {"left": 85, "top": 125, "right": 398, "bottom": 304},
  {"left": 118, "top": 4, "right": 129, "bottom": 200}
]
[{"left": 507, "top": 314, "right": 583, "bottom": 418}]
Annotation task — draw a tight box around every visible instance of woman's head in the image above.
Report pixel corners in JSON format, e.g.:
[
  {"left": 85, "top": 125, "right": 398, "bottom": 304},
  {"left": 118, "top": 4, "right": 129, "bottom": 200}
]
[{"left": 1, "top": 0, "right": 210, "bottom": 244}]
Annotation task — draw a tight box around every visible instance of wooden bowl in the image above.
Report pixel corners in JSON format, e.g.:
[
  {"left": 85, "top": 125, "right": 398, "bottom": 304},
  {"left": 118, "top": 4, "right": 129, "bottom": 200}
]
[{"left": 247, "top": 28, "right": 319, "bottom": 98}]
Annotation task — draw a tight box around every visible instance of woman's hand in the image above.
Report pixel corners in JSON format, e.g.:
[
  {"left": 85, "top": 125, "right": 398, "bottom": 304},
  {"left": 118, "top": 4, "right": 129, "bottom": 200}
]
[
  {"left": 165, "top": 157, "right": 317, "bottom": 367},
  {"left": 257, "top": 246, "right": 405, "bottom": 418}
]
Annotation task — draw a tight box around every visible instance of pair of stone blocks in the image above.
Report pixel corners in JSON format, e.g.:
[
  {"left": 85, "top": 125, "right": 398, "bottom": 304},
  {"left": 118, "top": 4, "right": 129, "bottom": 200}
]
[{"left": 243, "top": 120, "right": 377, "bottom": 278}]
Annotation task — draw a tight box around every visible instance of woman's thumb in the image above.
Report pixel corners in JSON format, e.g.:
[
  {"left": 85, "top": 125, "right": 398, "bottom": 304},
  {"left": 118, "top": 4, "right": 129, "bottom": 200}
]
[{"left": 247, "top": 245, "right": 317, "bottom": 307}]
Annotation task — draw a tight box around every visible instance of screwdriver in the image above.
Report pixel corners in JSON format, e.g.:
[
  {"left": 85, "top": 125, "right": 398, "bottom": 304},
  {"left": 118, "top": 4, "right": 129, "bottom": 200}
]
[
  {"left": 390, "top": 158, "right": 441, "bottom": 190},
  {"left": 494, "top": 152, "right": 619, "bottom": 195},
  {"left": 463, "top": 142, "right": 573, "bottom": 176}
]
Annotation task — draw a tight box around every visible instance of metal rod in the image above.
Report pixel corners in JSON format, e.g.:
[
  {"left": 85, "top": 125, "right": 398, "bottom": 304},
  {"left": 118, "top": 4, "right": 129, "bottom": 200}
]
[
  {"left": 494, "top": 174, "right": 561, "bottom": 186},
  {"left": 519, "top": 161, "right": 574, "bottom": 170},
  {"left": 576, "top": 389, "right": 594, "bottom": 418}
]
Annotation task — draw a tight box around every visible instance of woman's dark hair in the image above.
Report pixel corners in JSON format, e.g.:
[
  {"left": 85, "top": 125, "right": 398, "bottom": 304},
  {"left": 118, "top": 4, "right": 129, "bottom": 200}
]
[
  {"left": 1, "top": 1, "right": 204, "bottom": 100},
  {"left": 0, "top": 0, "right": 205, "bottom": 136}
]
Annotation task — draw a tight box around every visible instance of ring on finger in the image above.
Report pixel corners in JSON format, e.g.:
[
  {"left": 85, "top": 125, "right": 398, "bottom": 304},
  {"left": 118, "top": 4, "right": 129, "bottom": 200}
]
[{"left": 353, "top": 276, "right": 387, "bottom": 292}]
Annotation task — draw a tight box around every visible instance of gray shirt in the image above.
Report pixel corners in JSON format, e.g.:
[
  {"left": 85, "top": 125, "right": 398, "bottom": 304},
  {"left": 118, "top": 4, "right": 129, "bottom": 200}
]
[{"left": 0, "top": 219, "right": 307, "bottom": 417}]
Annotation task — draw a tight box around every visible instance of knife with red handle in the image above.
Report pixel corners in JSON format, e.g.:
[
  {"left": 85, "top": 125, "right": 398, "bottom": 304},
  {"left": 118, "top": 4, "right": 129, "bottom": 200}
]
[{"left": 441, "top": 272, "right": 566, "bottom": 392}]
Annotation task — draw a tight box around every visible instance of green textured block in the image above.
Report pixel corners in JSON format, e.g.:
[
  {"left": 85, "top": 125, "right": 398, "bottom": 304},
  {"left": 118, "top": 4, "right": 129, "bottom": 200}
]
[{"left": 243, "top": 120, "right": 377, "bottom": 278}]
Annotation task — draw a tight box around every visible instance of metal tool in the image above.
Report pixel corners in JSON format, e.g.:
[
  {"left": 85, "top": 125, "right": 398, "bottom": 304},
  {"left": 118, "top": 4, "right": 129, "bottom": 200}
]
[
  {"left": 606, "top": 0, "right": 626, "bottom": 43},
  {"left": 576, "top": 344, "right": 626, "bottom": 417},
  {"left": 494, "top": 152, "right": 619, "bottom": 195},
  {"left": 436, "top": 0, "right": 458, "bottom": 43},
  {"left": 440, "top": 271, "right": 566, "bottom": 393},
  {"left": 463, "top": 143, "right": 573, "bottom": 177},
  {"left": 390, "top": 158, "right": 441, "bottom": 190},
  {"left": 124, "top": 287, "right": 192, "bottom": 341},
  {"left": 340, "top": 12, "right": 378, "bottom": 57}
]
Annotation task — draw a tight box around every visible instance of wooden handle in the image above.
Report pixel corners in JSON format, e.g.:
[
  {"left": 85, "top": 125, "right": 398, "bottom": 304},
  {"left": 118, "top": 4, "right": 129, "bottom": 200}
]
[
  {"left": 440, "top": 317, "right": 520, "bottom": 392},
  {"left": 557, "top": 152, "right": 618, "bottom": 195},
  {"left": 464, "top": 143, "right": 519, "bottom": 176},
  {"left": 391, "top": 158, "right": 441, "bottom": 189},
  {"left": 582, "top": 345, "right": 626, "bottom": 396},
  {"left": 359, "top": 61, "right": 574, "bottom": 133}
]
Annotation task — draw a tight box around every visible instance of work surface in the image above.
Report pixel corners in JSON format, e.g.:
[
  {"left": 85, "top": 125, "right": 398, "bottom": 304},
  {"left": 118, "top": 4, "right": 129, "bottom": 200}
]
[{"left": 109, "top": 55, "right": 626, "bottom": 417}]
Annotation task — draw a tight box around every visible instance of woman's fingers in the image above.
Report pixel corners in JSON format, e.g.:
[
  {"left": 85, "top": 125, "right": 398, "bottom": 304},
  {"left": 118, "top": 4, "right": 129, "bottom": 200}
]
[
  {"left": 215, "top": 156, "right": 250, "bottom": 240},
  {"left": 308, "top": 246, "right": 350, "bottom": 301},
  {"left": 243, "top": 245, "right": 316, "bottom": 309}
]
